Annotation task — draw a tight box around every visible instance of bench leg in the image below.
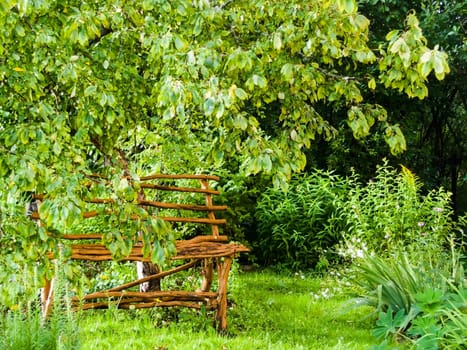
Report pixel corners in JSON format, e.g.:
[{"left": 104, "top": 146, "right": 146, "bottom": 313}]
[
  {"left": 215, "top": 257, "right": 232, "bottom": 331},
  {"left": 199, "top": 258, "right": 213, "bottom": 292}
]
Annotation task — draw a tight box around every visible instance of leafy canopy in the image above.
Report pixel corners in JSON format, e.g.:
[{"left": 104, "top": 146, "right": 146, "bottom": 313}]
[{"left": 0, "top": 0, "right": 449, "bottom": 295}]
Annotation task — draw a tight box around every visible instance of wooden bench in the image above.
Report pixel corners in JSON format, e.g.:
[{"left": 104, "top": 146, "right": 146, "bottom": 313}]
[{"left": 31, "top": 174, "right": 249, "bottom": 330}]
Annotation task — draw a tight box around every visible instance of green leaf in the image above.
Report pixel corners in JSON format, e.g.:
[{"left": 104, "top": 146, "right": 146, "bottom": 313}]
[
  {"left": 281, "top": 63, "right": 294, "bottom": 82},
  {"left": 151, "top": 240, "right": 166, "bottom": 265},
  {"left": 433, "top": 57, "right": 444, "bottom": 75},
  {"left": 419, "top": 61, "right": 433, "bottom": 78},
  {"left": 99, "top": 93, "right": 108, "bottom": 107},
  {"left": 174, "top": 35, "right": 187, "bottom": 50},
  {"left": 262, "top": 154, "right": 273, "bottom": 173},
  {"left": 204, "top": 98, "right": 216, "bottom": 115},
  {"left": 235, "top": 87, "right": 248, "bottom": 100},
  {"left": 273, "top": 33, "right": 282, "bottom": 51},
  {"left": 290, "top": 129, "right": 298, "bottom": 141},
  {"left": 386, "top": 30, "right": 400, "bottom": 41},
  {"left": 414, "top": 289, "right": 445, "bottom": 316},
  {"left": 385, "top": 125, "right": 407, "bottom": 155},
  {"left": 84, "top": 86, "right": 97, "bottom": 96},
  {"left": 252, "top": 74, "right": 268, "bottom": 89},
  {"left": 213, "top": 149, "right": 224, "bottom": 164},
  {"left": 234, "top": 115, "right": 248, "bottom": 130},
  {"left": 338, "top": 0, "right": 356, "bottom": 14},
  {"left": 390, "top": 38, "right": 405, "bottom": 54},
  {"left": 373, "top": 307, "right": 406, "bottom": 340}
]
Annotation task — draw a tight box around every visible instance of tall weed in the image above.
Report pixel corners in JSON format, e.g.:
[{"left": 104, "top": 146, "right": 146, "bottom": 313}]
[
  {"left": 338, "top": 161, "right": 456, "bottom": 263},
  {"left": 0, "top": 261, "right": 79, "bottom": 350}
]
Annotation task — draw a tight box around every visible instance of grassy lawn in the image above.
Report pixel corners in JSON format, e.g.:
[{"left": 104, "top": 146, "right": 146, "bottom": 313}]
[{"left": 76, "top": 270, "right": 395, "bottom": 350}]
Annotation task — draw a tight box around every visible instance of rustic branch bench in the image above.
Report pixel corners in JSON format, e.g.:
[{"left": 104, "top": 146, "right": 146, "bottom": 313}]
[{"left": 31, "top": 174, "right": 249, "bottom": 330}]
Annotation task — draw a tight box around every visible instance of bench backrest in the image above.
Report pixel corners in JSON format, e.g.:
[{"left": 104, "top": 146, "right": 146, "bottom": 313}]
[
  {"left": 30, "top": 174, "right": 227, "bottom": 255},
  {"left": 30, "top": 174, "right": 248, "bottom": 331}
]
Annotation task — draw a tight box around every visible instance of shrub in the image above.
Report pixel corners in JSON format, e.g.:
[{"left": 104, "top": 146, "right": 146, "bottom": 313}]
[
  {"left": 338, "top": 161, "right": 456, "bottom": 261},
  {"left": 255, "top": 170, "right": 349, "bottom": 269}
]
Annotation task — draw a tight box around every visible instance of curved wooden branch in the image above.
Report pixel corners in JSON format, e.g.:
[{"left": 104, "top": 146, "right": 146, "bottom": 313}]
[
  {"left": 103, "top": 259, "right": 201, "bottom": 292},
  {"left": 75, "top": 290, "right": 216, "bottom": 301}
]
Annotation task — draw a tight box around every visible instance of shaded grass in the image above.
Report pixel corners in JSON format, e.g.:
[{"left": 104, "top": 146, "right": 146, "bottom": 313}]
[{"left": 77, "top": 270, "right": 401, "bottom": 350}]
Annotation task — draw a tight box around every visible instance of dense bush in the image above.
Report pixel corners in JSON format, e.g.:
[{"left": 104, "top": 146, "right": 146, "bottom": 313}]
[
  {"left": 254, "top": 161, "right": 465, "bottom": 270},
  {"left": 255, "top": 170, "right": 349, "bottom": 269}
]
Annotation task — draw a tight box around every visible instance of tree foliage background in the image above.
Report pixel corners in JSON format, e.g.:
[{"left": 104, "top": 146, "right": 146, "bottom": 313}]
[
  {"left": 0, "top": 0, "right": 455, "bottom": 303},
  {"left": 312, "top": 0, "right": 466, "bottom": 215}
]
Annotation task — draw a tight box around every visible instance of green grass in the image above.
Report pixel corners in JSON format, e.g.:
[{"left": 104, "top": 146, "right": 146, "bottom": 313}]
[
  {"left": 75, "top": 270, "right": 399, "bottom": 350},
  {"left": 1, "top": 270, "right": 409, "bottom": 349}
]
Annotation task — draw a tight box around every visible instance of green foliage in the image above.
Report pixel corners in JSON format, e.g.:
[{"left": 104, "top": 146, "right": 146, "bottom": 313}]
[
  {"left": 254, "top": 162, "right": 462, "bottom": 269},
  {"left": 379, "top": 12, "right": 450, "bottom": 98},
  {"left": 84, "top": 261, "right": 136, "bottom": 294},
  {"left": 357, "top": 0, "right": 467, "bottom": 218},
  {"left": 352, "top": 254, "right": 424, "bottom": 314},
  {"left": 351, "top": 247, "right": 466, "bottom": 349},
  {"left": 0, "top": 306, "right": 79, "bottom": 350},
  {"left": 338, "top": 161, "right": 456, "bottom": 257},
  {"left": 373, "top": 307, "right": 411, "bottom": 341},
  {"left": 0, "top": 0, "right": 451, "bottom": 305},
  {"left": 255, "top": 170, "right": 349, "bottom": 269},
  {"left": 0, "top": 262, "right": 79, "bottom": 350}
]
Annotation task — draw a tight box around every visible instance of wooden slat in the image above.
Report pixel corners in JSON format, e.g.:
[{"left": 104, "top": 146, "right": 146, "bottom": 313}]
[
  {"left": 160, "top": 216, "right": 226, "bottom": 225},
  {"left": 83, "top": 199, "right": 227, "bottom": 212},
  {"left": 76, "top": 290, "right": 217, "bottom": 301},
  {"left": 48, "top": 240, "right": 249, "bottom": 261},
  {"left": 104, "top": 260, "right": 201, "bottom": 292},
  {"left": 117, "top": 301, "right": 213, "bottom": 310},
  {"left": 60, "top": 235, "right": 230, "bottom": 244},
  {"left": 60, "top": 234, "right": 229, "bottom": 242},
  {"left": 62, "top": 234, "right": 102, "bottom": 240},
  {"left": 31, "top": 211, "right": 226, "bottom": 225},
  {"left": 65, "top": 241, "right": 249, "bottom": 260},
  {"left": 70, "top": 255, "right": 139, "bottom": 261},
  {"left": 76, "top": 300, "right": 209, "bottom": 311},
  {"left": 68, "top": 241, "right": 246, "bottom": 255},
  {"left": 140, "top": 174, "right": 220, "bottom": 181},
  {"left": 201, "top": 179, "right": 219, "bottom": 238},
  {"left": 138, "top": 200, "right": 226, "bottom": 211},
  {"left": 36, "top": 185, "right": 220, "bottom": 197},
  {"left": 183, "top": 235, "right": 229, "bottom": 244},
  {"left": 139, "top": 183, "right": 220, "bottom": 195}
]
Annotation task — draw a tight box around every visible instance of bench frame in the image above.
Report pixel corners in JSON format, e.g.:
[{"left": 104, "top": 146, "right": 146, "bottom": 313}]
[{"left": 32, "top": 174, "right": 249, "bottom": 330}]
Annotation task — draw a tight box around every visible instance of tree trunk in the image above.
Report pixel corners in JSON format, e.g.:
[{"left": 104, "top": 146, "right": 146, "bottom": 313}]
[{"left": 136, "top": 262, "right": 161, "bottom": 292}]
